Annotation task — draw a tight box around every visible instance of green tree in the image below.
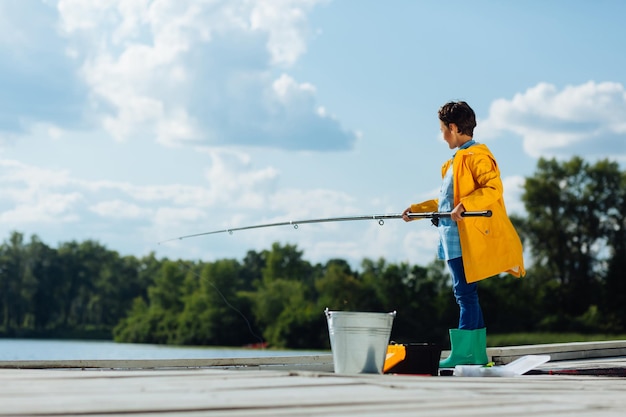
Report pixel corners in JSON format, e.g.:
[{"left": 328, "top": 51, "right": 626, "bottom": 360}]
[
  {"left": 240, "top": 249, "right": 265, "bottom": 291},
  {"left": 261, "top": 243, "right": 313, "bottom": 285},
  {"left": 247, "top": 243, "right": 320, "bottom": 348},
  {"left": 0, "top": 232, "right": 27, "bottom": 332},
  {"left": 253, "top": 278, "right": 316, "bottom": 348},
  {"left": 177, "top": 259, "right": 256, "bottom": 346},
  {"left": 24, "top": 235, "right": 62, "bottom": 331},
  {"left": 112, "top": 297, "right": 152, "bottom": 342},
  {"left": 602, "top": 166, "right": 626, "bottom": 326},
  {"left": 114, "top": 260, "right": 187, "bottom": 344},
  {"left": 360, "top": 257, "right": 454, "bottom": 343},
  {"left": 521, "top": 157, "right": 625, "bottom": 330},
  {"left": 315, "top": 259, "right": 366, "bottom": 311}
]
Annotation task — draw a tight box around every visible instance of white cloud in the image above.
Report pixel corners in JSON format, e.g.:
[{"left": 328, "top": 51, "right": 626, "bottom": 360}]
[
  {"left": 0, "top": 193, "right": 82, "bottom": 225},
  {"left": 267, "top": 188, "right": 355, "bottom": 219},
  {"left": 0, "top": 159, "right": 72, "bottom": 190},
  {"left": 90, "top": 200, "right": 150, "bottom": 219},
  {"left": 250, "top": 0, "right": 321, "bottom": 66},
  {"left": 202, "top": 149, "right": 279, "bottom": 206},
  {"left": 480, "top": 81, "right": 626, "bottom": 161},
  {"left": 0, "top": 1, "right": 359, "bottom": 262},
  {"left": 51, "top": 0, "right": 355, "bottom": 151},
  {"left": 0, "top": 150, "right": 367, "bottom": 261},
  {"left": 152, "top": 206, "right": 209, "bottom": 242},
  {"left": 402, "top": 226, "right": 440, "bottom": 266},
  {"left": 272, "top": 73, "right": 316, "bottom": 103},
  {"left": 0, "top": 160, "right": 82, "bottom": 224}
]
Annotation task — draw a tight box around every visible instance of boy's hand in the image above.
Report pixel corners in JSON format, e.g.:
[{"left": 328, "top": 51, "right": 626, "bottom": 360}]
[
  {"left": 402, "top": 207, "right": 413, "bottom": 222},
  {"left": 451, "top": 203, "right": 466, "bottom": 222}
]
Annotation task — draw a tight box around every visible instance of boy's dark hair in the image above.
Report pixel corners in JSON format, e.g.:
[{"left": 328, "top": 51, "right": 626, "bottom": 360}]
[{"left": 438, "top": 101, "right": 477, "bottom": 137}]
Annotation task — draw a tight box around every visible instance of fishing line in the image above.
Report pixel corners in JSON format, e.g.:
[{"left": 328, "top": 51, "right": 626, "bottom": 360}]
[{"left": 179, "top": 261, "right": 265, "bottom": 347}]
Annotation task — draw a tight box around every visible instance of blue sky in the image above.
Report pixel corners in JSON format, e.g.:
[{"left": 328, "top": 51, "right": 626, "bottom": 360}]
[{"left": 1, "top": 0, "right": 625, "bottom": 268}]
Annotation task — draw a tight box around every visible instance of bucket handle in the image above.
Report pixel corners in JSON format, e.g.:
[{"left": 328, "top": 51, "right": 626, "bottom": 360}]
[{"left": 325, "top": 308, "right": 397, "bottom": 318}]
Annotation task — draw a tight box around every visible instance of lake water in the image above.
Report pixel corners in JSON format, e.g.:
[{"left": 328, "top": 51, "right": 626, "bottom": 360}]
[{"left": 0, "top": 339, "right": 328, "bottom": 361}]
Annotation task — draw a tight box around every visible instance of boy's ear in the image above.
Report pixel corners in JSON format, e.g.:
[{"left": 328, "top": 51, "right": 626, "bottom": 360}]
[{"left": 448, "top": 123, "right": 459, "bottom": 134}]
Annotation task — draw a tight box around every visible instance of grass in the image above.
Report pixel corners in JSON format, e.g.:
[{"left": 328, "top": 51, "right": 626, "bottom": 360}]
[{"left": 487, "top": 332, "right": 626, "bottom": 347}]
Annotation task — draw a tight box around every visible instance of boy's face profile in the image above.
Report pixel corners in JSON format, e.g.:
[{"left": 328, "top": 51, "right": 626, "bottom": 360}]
[
  {"left": 440, "top": 120, "right": 461, "bottom": 149},
  {"left": 440, "top": 118, "right": 474, "bottom": 150}
]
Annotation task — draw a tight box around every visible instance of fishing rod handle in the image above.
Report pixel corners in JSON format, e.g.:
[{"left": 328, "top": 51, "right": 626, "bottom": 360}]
[
  {"left": 406, "top": 210, "right": 492, "bottom": 219},
  {"left": 460, "top": 210, "right": 492, "bottom": 218}
]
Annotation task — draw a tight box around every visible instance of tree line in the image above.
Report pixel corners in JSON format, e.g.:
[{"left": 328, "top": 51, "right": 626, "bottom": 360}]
[{"left": 0, "top": 156, "right": 624, "bottom": 349}]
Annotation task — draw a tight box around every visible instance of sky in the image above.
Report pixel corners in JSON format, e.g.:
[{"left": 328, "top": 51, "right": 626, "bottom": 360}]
[{"left": 1, "top": 0, "right": 625, "bottom": 269}]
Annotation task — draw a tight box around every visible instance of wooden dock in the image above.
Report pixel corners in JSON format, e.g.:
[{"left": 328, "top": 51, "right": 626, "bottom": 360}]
[{"left": 1, "top": 341, "right": 626, "bottom": 416}]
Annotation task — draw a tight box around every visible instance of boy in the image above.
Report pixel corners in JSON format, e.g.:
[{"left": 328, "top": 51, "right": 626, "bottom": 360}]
[{"left": 402, "top": 101, "right": 525, "bottom": 368}]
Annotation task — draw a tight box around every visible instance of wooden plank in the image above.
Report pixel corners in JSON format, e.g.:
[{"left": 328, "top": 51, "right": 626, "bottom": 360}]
[
  {"left": 0, "top": 354, "right": 334, "bottom": 372},
  {"left": 1, "top": 366, "right": 626, "bottom": 416},
  {"left": 487, "top": 340, "right": 626, "bottom": 364},
  {"left": 6, "top": 341, "right": 625, "bottom": 370}
]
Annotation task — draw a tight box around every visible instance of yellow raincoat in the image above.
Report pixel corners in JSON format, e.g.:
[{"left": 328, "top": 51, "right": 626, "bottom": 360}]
[{"left": 410, "top": 144, "right": 525, "bottom": 283}]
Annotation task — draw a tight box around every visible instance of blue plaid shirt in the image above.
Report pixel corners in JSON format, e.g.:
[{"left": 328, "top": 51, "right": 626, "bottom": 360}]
[{"left": 437, "top": 140, "right": 476, "bottom": 260}]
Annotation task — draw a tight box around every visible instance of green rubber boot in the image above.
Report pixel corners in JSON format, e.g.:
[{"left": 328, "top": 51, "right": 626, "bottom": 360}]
[
  {"left": 472, "top": 327, "right": 489, "bottom": 365},
  {"left": 439, "top": 328, "right": 489, "bottom": 369}
]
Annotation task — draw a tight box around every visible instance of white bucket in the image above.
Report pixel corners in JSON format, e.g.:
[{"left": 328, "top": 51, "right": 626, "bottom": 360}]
[{"left": 325, "top": 308, "right": 396, "bottom": 374}]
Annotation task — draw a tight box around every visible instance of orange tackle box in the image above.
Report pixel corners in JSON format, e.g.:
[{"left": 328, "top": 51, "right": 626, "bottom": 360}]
[{"left": 384, "top": 342, "right": 442, "bottom": 376}]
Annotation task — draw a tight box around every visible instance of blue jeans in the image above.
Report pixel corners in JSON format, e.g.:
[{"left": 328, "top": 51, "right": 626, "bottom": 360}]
[{"left": 447, "top": 257, "right": 485, "bottom": 330}]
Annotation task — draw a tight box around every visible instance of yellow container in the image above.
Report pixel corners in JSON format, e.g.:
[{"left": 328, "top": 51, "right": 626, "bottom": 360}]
[{"left": 383, "top": 344, "right": 407, "bottom": 372}]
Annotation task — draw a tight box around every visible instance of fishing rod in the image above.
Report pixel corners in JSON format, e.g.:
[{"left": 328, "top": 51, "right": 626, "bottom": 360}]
[{"left": 158, "top": 210, "right": 492, "bottom": 244}]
